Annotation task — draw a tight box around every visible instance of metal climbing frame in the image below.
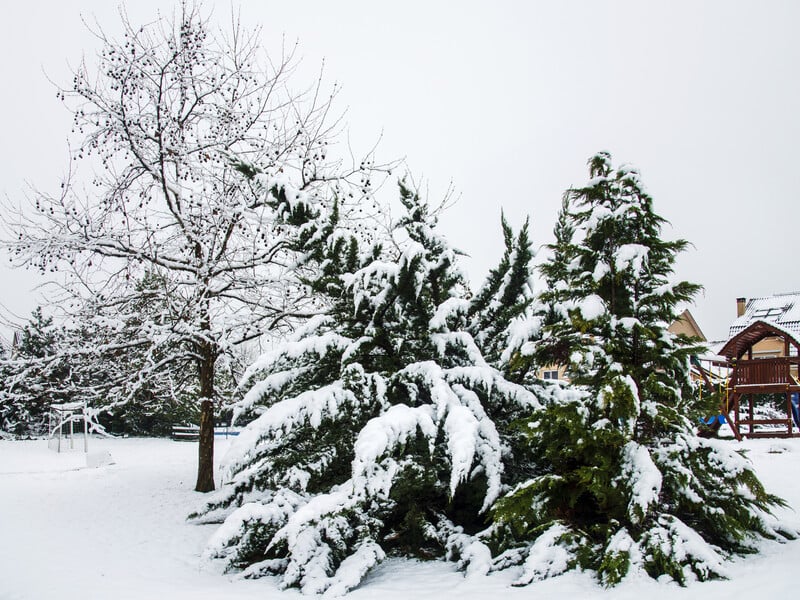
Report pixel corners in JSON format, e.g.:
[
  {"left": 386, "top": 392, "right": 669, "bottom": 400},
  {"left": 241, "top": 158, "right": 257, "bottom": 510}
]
[{"left": 47, "top": 401, "right": 89, "bottom": 453}]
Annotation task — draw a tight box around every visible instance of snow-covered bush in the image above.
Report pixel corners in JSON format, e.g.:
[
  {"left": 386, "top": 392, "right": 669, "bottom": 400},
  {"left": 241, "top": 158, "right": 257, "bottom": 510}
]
[
  {"left": 491, "top": 152, "right": 795, "bottom": 586},
  {"left": 190, "top": 182, "right": 540, "bottom": 594}
]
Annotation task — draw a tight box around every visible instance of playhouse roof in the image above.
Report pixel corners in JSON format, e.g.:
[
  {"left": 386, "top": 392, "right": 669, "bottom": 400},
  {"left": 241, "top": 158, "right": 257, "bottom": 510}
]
[
  {"left": 729, "top": 292, "right": 800, "bottom": 339},
  {"left": 718, "top": 319, "right": 800, "bottom": 359}
]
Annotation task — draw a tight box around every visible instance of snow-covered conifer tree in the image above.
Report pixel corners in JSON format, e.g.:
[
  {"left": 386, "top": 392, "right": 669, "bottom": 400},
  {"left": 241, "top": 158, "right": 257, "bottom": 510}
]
[
  {"left": 83, "top": 273, "right": 204, "bottom": 435},
  {"left": 467, "top": 216, "right": 536, "bottom": 369},
  {"left": 462, "top": 216, "right": 545, "bottom": 495},
  {"left": 0, "top": 308, "right": 63, "bottom": 437},
  {"left": 492, "top": 152, "right": 794, "bottom": 586},
  {"left": 191, "top": 182, "right": 540, "bottom": 594}
]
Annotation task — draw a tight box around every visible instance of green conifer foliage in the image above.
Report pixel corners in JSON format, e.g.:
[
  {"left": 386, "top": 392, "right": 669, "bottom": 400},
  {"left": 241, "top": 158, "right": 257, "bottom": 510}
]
[
  {"left": 467, "top": 215, "right": 535, "bottom": 369},
  {"left": 0, "top": 308, "right": 64, "bottom": 436},
  {"left": 191, "top": 182, "right": 539, "bottom": 594},
  {"left": 493, "top": 152, "right": 794, "bottom": 586}
]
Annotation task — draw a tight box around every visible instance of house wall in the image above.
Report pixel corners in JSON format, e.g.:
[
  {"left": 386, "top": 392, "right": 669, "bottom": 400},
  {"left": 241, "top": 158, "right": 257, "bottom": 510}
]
[
  {"left": 667, "top": 310, "right": 705, "bottom": 341},
  {"left": 668, "top": 319, "right": 700, "bottom": 340},
  {"left": 749, "top": 337, "right": 787, "bottom": 358},
  {"left": 537, "top": 364, "right": 569, "bottom": 382}
]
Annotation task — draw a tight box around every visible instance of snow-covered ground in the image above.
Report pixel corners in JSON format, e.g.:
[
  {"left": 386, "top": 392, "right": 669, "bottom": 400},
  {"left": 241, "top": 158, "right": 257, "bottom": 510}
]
[{"left": 1, "top": 436, "right": 799, "bottom": 600}]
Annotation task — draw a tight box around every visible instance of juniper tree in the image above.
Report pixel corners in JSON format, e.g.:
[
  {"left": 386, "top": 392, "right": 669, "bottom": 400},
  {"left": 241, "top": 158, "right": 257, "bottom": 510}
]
[
  {"left": 191, "top": 182, "right": 540, "bottom": 594},
  {"left": 492, "top": 152, "right": 794, "bottom": 586},
  {"left": 467, "top": 215, "right": 535, "bottom": 369}
]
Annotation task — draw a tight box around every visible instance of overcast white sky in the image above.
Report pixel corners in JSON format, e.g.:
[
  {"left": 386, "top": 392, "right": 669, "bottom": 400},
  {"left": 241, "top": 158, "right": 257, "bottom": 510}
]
[{"left": 1, "top": 0, "right": 799, "bottom": 342}]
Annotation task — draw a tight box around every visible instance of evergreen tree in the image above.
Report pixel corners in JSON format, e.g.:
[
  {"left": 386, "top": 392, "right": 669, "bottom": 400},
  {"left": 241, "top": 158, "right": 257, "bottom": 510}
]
[
  {"left": 191, "top": 183, "right": 540, "bottom": 594},
  {"left": 467, "top": 215, "right": 536, "bottom": 369},
  {"left": 0, "top": 308, "right": 63, "bottom": 437},
  {"left": 493, "top": 152, "right": 794, "bottom": 586},
  {"left": 83, "top": 271, "right": 202, "bottom": 436},
  {"left": 463, "top": 216, "right": 545, "bottom": 499}
]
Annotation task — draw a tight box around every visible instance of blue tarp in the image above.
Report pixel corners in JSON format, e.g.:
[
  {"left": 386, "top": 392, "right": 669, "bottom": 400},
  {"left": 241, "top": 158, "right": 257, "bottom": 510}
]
[{"left": 699, "top": 415, "right": 726, "bottom": 426}]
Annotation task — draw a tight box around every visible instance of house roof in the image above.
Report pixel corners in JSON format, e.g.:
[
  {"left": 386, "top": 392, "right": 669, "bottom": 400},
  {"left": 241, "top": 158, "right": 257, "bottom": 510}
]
[
  {"left": 719, "top": 319, "right": 800, "bottom": 359},
  {"left": 728, "top": 292, "right": 800, "bottom": 339}
]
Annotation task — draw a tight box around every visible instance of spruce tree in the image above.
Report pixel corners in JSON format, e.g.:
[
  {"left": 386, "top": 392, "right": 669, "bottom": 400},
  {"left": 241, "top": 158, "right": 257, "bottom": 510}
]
[
  {"left": 493, "top": 152, "right": 794, "bottom": 586},
  {"left": 0, "top": 308, "right": 70, "bottom": 437},
  {"left": 0, "top": 286, "right": 208, "bottom": 439},
  {"left": 191, "top": 183, "right": 540, "bottom": 594}
]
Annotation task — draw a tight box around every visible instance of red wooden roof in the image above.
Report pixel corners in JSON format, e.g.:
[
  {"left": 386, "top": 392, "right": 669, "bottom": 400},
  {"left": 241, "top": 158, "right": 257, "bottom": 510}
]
[{"left": 718, "top": 319, "right": 800, "bottom": 359}]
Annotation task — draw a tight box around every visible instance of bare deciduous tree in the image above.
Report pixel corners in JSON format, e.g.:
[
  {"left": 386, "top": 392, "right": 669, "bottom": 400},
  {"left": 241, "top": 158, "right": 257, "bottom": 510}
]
[{"left": 2, "top": 2, "right": 389, "bottom": 491}]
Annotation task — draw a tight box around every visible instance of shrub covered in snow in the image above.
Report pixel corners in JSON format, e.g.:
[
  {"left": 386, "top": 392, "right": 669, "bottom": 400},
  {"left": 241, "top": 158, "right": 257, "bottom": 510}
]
[{"left": 190, "top": 182, "right": 540, "bottom": 594}]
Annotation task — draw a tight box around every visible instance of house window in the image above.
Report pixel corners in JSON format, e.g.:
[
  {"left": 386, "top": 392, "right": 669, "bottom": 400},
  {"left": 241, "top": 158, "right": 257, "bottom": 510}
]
[
  {"left": 752, "top": 307, "right": 785, "bottom": 319},
  {"left": 542, "top": 370, "right": 560, "bottom": 381}
]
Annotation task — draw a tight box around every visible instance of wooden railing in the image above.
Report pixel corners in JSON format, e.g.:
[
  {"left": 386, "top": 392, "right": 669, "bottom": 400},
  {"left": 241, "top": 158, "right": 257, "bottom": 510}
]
[{"left": 732, "top": 356, "right": 800, "bottom": 388}]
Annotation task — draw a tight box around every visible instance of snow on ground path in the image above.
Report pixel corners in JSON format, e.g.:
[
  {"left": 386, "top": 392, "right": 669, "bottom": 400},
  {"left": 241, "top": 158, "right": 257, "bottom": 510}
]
[{"left": 1, "top": 437, "right": 800, "bottom": 599}]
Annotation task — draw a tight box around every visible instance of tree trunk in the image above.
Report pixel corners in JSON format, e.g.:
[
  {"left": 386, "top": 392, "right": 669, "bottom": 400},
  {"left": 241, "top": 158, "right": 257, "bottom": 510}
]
[{"left": 195, "top": 344, "right": 216, "bottom": 492}]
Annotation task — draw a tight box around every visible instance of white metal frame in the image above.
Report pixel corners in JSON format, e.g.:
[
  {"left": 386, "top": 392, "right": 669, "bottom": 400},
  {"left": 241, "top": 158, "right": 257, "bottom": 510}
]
[{"left": 48, "top": 402, "right": 89, "bottom": 453}]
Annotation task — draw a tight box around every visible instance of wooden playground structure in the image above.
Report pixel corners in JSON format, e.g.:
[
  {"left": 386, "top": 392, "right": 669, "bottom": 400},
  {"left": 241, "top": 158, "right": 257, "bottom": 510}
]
[{"left": 698, "top": 321, "right": 800, "bottom": 440}]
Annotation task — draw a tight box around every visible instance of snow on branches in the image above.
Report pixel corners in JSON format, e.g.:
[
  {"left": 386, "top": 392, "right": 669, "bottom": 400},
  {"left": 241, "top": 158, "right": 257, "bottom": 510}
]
[
  {"left": 191, "top": 183, "right": 539, "bottom": 594},
  {"left": 491, "top": 152, "right": 795, "bottom": 587},
  {"left": 0, "top": 2, "right": 393, "bottom": 489}
]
